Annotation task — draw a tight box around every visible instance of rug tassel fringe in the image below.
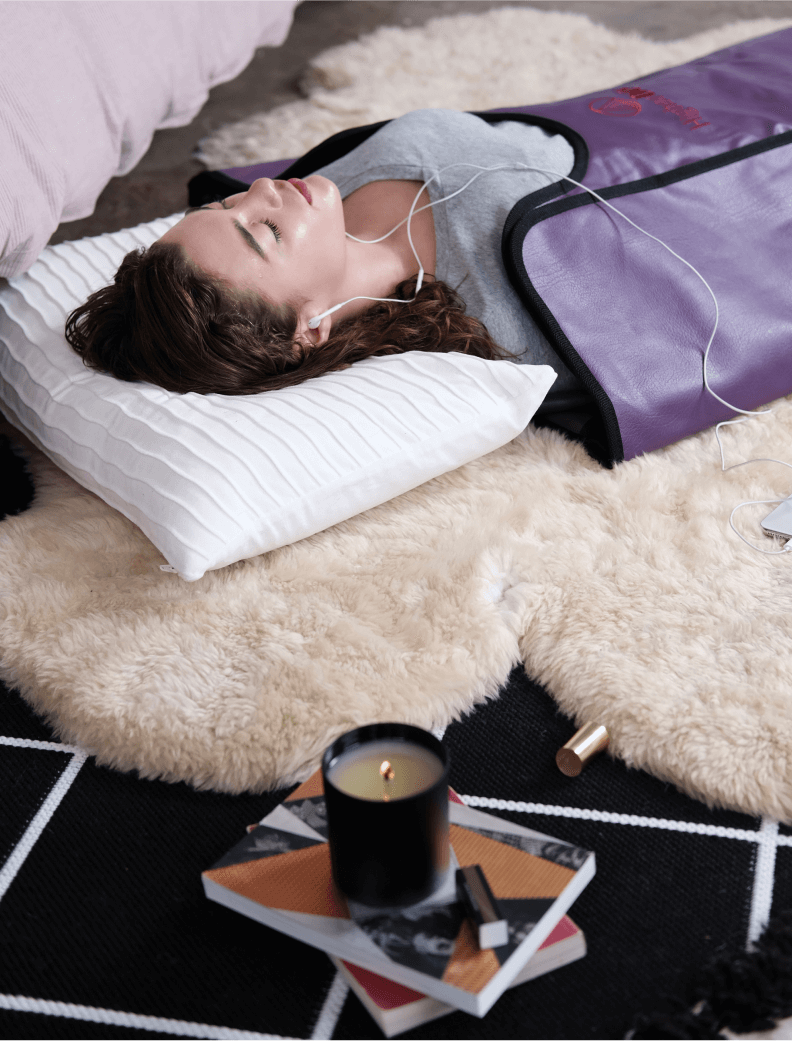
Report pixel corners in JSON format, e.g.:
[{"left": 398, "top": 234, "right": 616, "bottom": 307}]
[{"left": 628, "top": 909, "right": 792, "bottom": 1039}]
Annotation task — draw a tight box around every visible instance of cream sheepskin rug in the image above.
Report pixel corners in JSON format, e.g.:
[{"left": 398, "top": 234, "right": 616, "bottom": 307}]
[
  {"left": 4, "top": 8, "right": 792, "bottom": 816},
  {"left": 3, "top": 398, "right": 792, "bottom": 817}
]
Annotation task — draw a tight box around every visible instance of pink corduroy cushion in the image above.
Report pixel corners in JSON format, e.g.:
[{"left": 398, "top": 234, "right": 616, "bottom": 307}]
[{"left": 0, "top": 0, "right": 298, "bottom": 278}]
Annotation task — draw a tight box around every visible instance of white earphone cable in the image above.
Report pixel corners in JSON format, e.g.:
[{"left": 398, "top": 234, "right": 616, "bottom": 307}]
[{"left": 308, "top": 157, "right": 790, "bottom": 553}]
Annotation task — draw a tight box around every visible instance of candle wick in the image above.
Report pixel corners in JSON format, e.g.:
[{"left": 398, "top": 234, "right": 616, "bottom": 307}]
[{"left": 380, "top": 760, "right": 395, "bottom": 782}]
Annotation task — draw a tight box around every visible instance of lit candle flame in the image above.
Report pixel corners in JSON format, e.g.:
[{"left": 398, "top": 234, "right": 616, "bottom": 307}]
[{"left": 380, "top": 760, "right": 395, "bottom": 782}]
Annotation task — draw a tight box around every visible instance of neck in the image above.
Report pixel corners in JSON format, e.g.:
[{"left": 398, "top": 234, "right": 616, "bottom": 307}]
[
  {"left": 326, "top": 179, "right": 434, "bottom": 328},
  {"left": 327, "top": 234, "right": 419, "bottom": 328}
]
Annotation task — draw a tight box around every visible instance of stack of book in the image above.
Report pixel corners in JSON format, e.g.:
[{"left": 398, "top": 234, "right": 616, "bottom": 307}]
[{"left": 202, "top": 772, "right": 595, "bottom": 1037}]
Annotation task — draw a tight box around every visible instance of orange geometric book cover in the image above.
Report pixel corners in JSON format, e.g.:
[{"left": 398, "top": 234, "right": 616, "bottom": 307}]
[{"left": 202, "top": 771, "right": 595, "bottom": 1017}]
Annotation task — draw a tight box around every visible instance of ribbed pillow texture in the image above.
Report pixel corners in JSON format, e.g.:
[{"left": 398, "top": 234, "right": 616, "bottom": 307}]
[{"left": 0, "top": 215, "right": 556, "bottom": 581}]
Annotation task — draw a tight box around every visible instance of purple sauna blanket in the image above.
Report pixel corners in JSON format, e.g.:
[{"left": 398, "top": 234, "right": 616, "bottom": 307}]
[
  {"left": 220, "top": 28, "right": 792, "bottom": 462},
  {"left": 500, "top": 27, "right": 792, "bottom": 460}
]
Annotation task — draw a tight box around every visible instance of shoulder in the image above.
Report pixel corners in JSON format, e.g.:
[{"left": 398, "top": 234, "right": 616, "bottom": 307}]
[
  {"left": 383, "top": 109, "right": 554, "bottom": 152},
  {"left": 312, "top": 109, "right": 476, "bottom": 187},
  {"left": 355, "top": 109, "right": 499, "bottom": 161},
  {"left": 384, "top": 108, "right": 487, "bottom": 137}
]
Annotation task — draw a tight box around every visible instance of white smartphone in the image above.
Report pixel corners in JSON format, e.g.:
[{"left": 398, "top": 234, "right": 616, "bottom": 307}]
[{"left": 761, "top": 498, "right": 792, "bottom": 541}]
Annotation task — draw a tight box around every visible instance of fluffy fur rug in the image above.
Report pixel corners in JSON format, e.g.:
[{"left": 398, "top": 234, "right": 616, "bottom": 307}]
[
  {"left": 4, "top": 7, "right": 792, "bottom": 816},
  {"left": 3, "top": 390, "right": 792, "bottom": 816}
]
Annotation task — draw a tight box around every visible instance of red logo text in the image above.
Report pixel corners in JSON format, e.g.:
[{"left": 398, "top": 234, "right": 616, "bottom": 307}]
[{"left": 589, "top": 86, "right": 711, "bottom": 129}]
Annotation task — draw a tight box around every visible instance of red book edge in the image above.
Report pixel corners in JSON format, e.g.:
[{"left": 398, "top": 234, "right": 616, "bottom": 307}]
[{"left": 340, "top": 915, "right": 579, "bottom": 1012}]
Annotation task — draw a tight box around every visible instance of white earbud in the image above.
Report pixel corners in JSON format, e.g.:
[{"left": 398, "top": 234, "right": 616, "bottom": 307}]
[{"left": 307, "top": 303, "right": 347, "bottom": 329}]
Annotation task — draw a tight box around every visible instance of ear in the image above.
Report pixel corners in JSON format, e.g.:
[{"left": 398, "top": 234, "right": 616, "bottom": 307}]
[{"left": 294, "top": 310, "right": 332, "bottom": 349}]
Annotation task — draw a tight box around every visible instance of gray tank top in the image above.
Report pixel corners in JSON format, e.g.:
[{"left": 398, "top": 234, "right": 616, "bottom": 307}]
[{"left": 314, "top": 108, "right": 581, "bottom": 403}]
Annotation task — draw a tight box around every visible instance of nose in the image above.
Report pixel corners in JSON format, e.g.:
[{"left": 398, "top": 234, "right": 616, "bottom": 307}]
[{"left": 246, "top": 177, "right": 283, "bottom": 208}]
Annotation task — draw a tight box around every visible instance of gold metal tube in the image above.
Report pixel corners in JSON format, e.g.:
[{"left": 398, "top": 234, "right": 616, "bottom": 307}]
[{"left": 556, "top": 722, "right": 610, "bottom": 777}]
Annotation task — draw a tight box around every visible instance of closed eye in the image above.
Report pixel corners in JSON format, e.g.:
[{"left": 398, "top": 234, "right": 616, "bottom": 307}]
[
  {"left": 185, "top": 201, "right": 280, "bottom": 243},
  {"left": 183, "top": 198, "right": 278, "bottom": 260},
  {"left": 262, "top": 218, "right": 282, "bottom": 243}
]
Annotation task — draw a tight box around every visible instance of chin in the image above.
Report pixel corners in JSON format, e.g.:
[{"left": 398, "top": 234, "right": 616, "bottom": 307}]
[{"left": 307, "top": 174, "right": 341, "bottom": 207}]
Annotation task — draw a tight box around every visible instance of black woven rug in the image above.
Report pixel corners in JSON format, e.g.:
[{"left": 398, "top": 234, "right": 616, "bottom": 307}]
[{"left": 2, "top": 431, "right": 791, "bottom": 1040}]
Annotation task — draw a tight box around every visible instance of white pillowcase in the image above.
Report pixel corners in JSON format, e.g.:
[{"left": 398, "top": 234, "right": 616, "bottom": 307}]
[{"left": 0, "top": 215, "right": 556, "bottom": 581}]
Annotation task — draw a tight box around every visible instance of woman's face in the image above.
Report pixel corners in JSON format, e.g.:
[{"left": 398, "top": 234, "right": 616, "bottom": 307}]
[{"left": 160, "top": 176, "right": 347, "bottom": 329}]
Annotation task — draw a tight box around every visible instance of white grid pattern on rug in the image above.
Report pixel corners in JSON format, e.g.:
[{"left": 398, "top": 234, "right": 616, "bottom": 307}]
[{"left": 0, "top": 733, "right": 783, "bottom": 1040}]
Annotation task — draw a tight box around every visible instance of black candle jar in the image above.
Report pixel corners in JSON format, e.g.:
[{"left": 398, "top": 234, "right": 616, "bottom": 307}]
[{"left": 321, "top": 723, "right": 450, "bottom": 908}]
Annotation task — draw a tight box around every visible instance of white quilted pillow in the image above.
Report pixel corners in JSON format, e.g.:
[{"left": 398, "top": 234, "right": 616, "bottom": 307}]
[{"left": 0, "top": 215, "right": 556, "bottom": 581}]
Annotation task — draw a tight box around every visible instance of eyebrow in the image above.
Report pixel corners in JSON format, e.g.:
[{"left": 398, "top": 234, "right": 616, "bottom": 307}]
[
  {"left": 183, "top": 200, "right": 268, "bottom": 262},
  {"left": 233, "top": 220, "right": 268, "bottom": 262}
]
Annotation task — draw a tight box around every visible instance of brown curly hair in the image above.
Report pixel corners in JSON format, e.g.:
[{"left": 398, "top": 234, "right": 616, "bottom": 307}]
[{"left": 64, "top": 241, "right": 517, "bottom": 395}]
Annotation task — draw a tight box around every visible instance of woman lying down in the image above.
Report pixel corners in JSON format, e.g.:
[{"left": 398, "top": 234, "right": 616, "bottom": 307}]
[{"left": 65, "top": 108, "right": 593, "bottom": 434}]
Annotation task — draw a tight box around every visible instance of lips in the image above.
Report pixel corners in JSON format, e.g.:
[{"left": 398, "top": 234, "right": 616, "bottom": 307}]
[{"left": 288, "top": 178, "right": 312, "bottom": 205}]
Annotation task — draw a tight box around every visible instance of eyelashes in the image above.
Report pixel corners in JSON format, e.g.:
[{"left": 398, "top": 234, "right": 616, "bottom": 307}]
[
  {"left": 262, "top": 218, "right": 282, "bottom": 243},
  {"left": 212, "top": 199, "right": 282, "bottom": 244}
]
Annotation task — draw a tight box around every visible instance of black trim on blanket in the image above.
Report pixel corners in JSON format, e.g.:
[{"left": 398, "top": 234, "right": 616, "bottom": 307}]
[
  {"left": 506, "top": 127, "right": 792, "bottom": 242},
  {"left": 188, "top": 169, "right": 252, "bottom": 207},
  {"left": 503, "top": 129, "right": 792, "bottom": 465}
]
